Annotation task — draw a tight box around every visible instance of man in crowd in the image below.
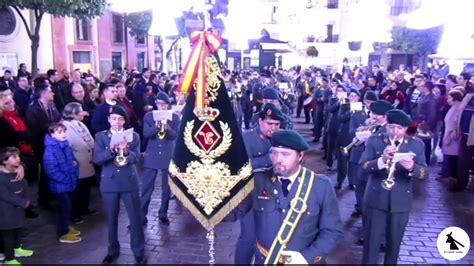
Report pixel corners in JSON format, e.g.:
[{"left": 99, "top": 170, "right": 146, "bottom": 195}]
[
  {"left": 13, "top": 76, "right": 32, "bottom": 118},
  {"left": 91, "top": 84, "right": 118, "bottom": 134}
]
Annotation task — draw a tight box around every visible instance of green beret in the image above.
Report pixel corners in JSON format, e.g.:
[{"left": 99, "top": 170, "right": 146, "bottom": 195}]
[
  {"left": 370, "top": 100, "right": 393, "bottom": 115},
  {"left": 260, "top": 103, "right": 285, "bottom": 121},
  {"left": 262, "top": 88, "right": 280, "bottom": 100},
  {"left": 386, "top": 109, "right": 411, "bottom": 127},
  {"left": 156, "top": 91, "right": 171, "bottom": 103},
  {"left": 364, "top": 90, "right": 378, "bottom": 101},
  {"left": 349, "top": 88, "right": 361, "bottom": 97},
  {"left": 271, "top": 130, "right": 309, "bottom": 151},
  {"left": 109, "top": 104, "right": 128, "bottom": 121}
]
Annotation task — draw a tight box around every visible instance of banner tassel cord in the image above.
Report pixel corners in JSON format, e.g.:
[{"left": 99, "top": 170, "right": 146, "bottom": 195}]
[{"left": 207, "top": 229, "right": 216, "bottom": 264}]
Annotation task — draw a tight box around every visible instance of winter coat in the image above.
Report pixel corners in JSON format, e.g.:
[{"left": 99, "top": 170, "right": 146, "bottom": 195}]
[
  {"left": 0, "top": 169, "right": 29, "bottom": 230},
  {"left": 63, "top": 120, "right": 96, "bottom": 179},
  {"left": 43, "top": 135, "right": 79, "bottom": 193}
]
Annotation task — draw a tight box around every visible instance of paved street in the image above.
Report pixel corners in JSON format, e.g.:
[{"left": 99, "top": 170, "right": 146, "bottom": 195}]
[{"left": 19, "top": 117, "right": 474, "bottom": 264}]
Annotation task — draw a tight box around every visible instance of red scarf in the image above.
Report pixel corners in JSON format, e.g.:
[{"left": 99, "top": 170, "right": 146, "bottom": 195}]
[{"left": 2, "top": 111, "right": 33, "bottom": 154}]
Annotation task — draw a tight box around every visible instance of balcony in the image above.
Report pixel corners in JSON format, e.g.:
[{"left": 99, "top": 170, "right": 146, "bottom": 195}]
[{"left": 390, "top": 6, "right": 411, "bottom": 16}]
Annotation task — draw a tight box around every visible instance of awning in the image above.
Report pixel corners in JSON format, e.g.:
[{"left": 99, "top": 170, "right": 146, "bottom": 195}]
[{"left": 260, "top": 42, "right": 292, "bottom": 52}]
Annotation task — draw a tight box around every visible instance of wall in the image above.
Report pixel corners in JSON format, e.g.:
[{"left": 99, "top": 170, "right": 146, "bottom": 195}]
[{"left": 0, "top": 9, "right": 54, "bottom": 73}]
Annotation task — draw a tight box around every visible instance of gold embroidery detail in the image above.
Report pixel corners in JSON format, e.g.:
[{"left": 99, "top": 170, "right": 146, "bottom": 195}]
[
  {"left": 205, "top": 55, "right": 221, "bottom": 104},
  {"left": 172, "top": 119, "right": 252, "bottom": 216}
]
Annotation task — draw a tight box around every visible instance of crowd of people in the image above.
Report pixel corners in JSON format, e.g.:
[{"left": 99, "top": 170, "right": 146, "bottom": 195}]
[{"left": 0, "top": 59, "right": 472, "bottom": 264}]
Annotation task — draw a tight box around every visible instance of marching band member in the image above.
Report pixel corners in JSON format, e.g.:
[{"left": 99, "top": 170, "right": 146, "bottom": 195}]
[
  {"left": 234, "top": 103, "right": 285, "bottom": 264},
  {"left": 250, "top": 88, "right": 293, "bottom": 130},
  {"left": 141, "top": 92, "right": 180, "bottom": 226},
  {"left": 93, "top": 105, "right": 145, "bottom": 265},
  {"left": 360, "top": 109, "right": 427, "bottom": 264},
  {"left": 231, "top": 130, "right": 343, "bottom": 264}
]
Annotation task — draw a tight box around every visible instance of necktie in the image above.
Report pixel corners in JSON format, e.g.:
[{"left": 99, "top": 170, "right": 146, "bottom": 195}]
[
  {"left": 394, "top": 140, "right": 400, "bottom": 147},
  {"left": 281, "top": 178, "right": 291, "bottom": 197}
]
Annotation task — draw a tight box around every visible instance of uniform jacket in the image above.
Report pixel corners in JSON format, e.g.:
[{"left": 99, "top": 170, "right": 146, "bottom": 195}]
[
  {"left": 336, "top": 103, "right": 352, "bottom": 146},
  {"left": 348, "top": 110, "right": 368, "bottom": 163},
  {"left": 359, "top": 134, "right": 428, "bottom": 212},
  {"left": 142, "top": 111, "right": 180, "bottom": 169},
  {"left": 43, "top": 135, "right": 79, "bottom": 193},
  {"left": 326, "top": 97, "right": 340, "bottom": 134},
  {"left": 0, "top": 169, "right": 29, "bottom": 230},
  {"left": 232, "top": 169, "right": 344, "bottom": 264},
  {"left": 242, "top": 127, "right": 272, "bottom": 172},
  {"left": 93, "top": 130, "right": 141, "bottom": 193},
  {"left": 63, "top": 120, "right": 96, "bottom": 179}
]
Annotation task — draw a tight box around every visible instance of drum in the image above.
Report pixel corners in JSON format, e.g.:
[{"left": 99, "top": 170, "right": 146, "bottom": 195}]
[{"left": 303, "top": 97, "right": 317, "bottom": 110}]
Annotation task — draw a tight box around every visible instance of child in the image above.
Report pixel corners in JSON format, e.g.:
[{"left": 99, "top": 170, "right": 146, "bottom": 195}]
[
  {"left": 43, "top": 123, "right": 81, "bottom": 243},
  {"left": 0, "top": 147, "right": 34, "bottom": 265}
]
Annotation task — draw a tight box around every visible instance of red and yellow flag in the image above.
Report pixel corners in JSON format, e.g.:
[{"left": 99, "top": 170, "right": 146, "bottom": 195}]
[{"left": 177, "top": 31, "right": 222, "bottom": 109}]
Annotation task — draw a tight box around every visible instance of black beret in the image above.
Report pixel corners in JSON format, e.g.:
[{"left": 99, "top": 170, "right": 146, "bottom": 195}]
[
  {"left": 271, "top": 130, "right": 309, "bottom": 151},
  {"left": 262, "top": 87, "right": 279, "bottom": 100},
  {"left": 349, "top": 88, "right": 361, "bottom": 97},
  {"left": 260, "top": 103, "right": 285, "bottom": 121},
  {"left": 370, "top": 100, "right": 393, "bottom": 115},
  {"left": 156, "top": 91, "right": 171, "bottom": 103},
  {"left": 364, "top": 90, "right": 379, "bottom": 101},
  {"left": 386, "top": 109, "right": 411, "bottom": 127},
  {"left": 109, "top": 105, "right": 128, "bottom": 121}
]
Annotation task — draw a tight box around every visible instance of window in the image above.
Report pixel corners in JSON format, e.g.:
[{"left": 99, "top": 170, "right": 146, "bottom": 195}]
[
  {"left": 327, "top": 0, "right": 339, "bottom": 9},
  {"left": 323, "top": 24, "right": 339, "bottom": 43},
  {"left": 390, "top": 0, "right": 409, "bottom": 15},
  {"left": 72, "top": 51, "right": 91, "bottom": 64},
  {"left": 137, "top": 52, "right": 146, "bottom": 72},
  {"left": 112, "top": 52, "right": 122, "bottom": 70},
  {"left": 0, "top": 7, "right": 16, "bottom": 36},
  {"left": 136, "top": 35, "right": 146, "bottom": 45},
  {"left": 75, "top": 19, "right": 90, "bottom": 41},
  {"left": 112, "top": 14, "right": 124, "bottom": 43}
]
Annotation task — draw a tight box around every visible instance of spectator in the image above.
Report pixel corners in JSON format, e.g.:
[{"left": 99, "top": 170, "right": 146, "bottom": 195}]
[
  {"left": 69, "top": 83, "right": 95, "bottom": 130},
  {"left": 17, "top": 63, "right": 31, "bottom": 79},
  {"left": 433, "top": 84, "right": 449, "bottom": 150},
  {"left": 25, "top": 83, "right": 62, "bottom": 208},
  {"left": 380, "top": 80, "right": 405, "bottom": 109},
  {"left": 0, "top": 90, "right": 18, "bottom": 150},
  {"left": 91, "top": 83, "right": 118, "bottom": 134},
  {"left": 116, "top": 84, "right": 140, "bottom": 131},
  {"left": 43, "top": 123, "right": 81, "bottom": 243},
  {"left": 357, "top": 80, "right": 369, "bottom": 100},
  {"left": 0, "top": 147, "right": 35, "bottom": 265},
  {"left": 13, "top": 76, "right": 32, "bottom": 118},
  {"left": 438, "top": 90, "right": 464, "bottom": 187},
  {"left": 62, "top": 103, "right": 96, "bottom": 223},
  {"left": 415, "top": 81, "right": 438, "bottom": 165},
  {"left": 394, "top": 71, "right": 410, "bottom": 94},
  {"left": 0, "top": 70, "right": 16, "bottom": 92},
  {"left": 86, "top": 84, "right": 101, "bottom": 106},
  {"left": 47, "top": 69, "right": 65, "bottom": 112},
  {"left": 404, "top": 75, "right": 425, "bottom": 116}
]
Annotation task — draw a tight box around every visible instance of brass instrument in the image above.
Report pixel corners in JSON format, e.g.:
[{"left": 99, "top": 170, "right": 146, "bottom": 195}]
[
  {"left": 381, "top": 140, "right": 401, "bottom": 190},
  {"left": 114, "top": 146, "right": 129, "bottom": 167},
  {"left": 157, "top": 121, "right": 167, "bottom": 139},
  {"left": 340, "top": 119, "right": 382, "bottom": 156}
]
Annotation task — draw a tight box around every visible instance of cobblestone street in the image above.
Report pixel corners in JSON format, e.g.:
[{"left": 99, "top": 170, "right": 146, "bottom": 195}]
[{"left": 19, "top": 117, "right": 474, "bottom": 264}]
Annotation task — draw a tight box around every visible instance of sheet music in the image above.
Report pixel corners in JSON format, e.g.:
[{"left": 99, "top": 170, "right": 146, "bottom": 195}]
[
  {"left": 392, "top": 152, "right": 416, "bottom": 163},
  {"left": 153, "top": 110, "right": 173, "bottom": 121},
  {"left": 110, "top": 128, "right": 134, "bottom": 146},
  {"left": 337, "top": 91, "right": 348, "bottom": 100},
  {"left": 172, "top": 104, "right": 185, "bottom": 114},
  {"left": 350, "top": 102, "right": 363, "bottom": 111}
]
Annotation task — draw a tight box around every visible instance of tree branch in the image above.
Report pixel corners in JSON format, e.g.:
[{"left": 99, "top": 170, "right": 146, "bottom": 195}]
[{"left": 11, "top": 6, "right": 33, "bottom": 38}]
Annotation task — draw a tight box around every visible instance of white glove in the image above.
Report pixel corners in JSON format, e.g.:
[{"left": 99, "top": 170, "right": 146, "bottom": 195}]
[{"left": 281, "top": 250, "right": 308, "bottom": 265}]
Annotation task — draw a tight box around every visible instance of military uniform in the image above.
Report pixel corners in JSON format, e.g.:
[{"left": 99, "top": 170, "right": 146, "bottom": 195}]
[
  {"left": 231, "top": 130, "right": 344, "bottom": 264},
  {"left": 335, "top": 102, "right": 352, "bottom": 187},
  {"left": 348, "top": 109, "right": 368, "bottom": 206},
  {"left": 325, "top": 96, "right": 340, "bottom": 168},
  {"left": 93, "top": 130, "right": 144, "bottom": 261},
  {"left": 234, "top": 104, "right": 284, "bottom": 264},
  {"left": 359, "top": 110, "right": 427, "bottom": 264},
  {"left": 141, "top": 111, "right": 180, "bottom": 224}
]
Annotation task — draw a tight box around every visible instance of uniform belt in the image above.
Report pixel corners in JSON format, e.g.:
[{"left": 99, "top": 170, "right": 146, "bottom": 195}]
[{"left": 264, "top": 167, "right": 315, "bottom": 264}]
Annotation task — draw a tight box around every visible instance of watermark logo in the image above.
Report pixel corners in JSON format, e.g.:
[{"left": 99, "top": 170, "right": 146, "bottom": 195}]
[{"left": 437, "top": 226, "right": 470, "bottom": 261}]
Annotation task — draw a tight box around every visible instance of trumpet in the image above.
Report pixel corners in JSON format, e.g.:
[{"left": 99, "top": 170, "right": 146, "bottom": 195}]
[
  {"left": 340, "top": 120, "right": 382, "bottom": 156},
  {"left": 381, "top": 140, "right": 401, "bottom": 190},
  {"left": 114, "top": 146, "right": 129, "bottom": 167},
  {"left": 157, "top": 120, "right": 167, "bottom": 139}
]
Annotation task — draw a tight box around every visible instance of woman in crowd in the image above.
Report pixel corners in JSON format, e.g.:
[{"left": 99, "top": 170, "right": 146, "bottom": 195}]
[
  {"left": 438, "top": 90, "right": 464, "bottom": 190},
  {"left": 380, "top": 80, "right": 405, "bottom": 109},
  {"left": 116, "top": 83, "right": 140, "bottom": 130},
  {"left": 86, "top": 84, "right": 101, "bottom": 106},
  {"left": 61, "top": 102, "right": 96, "bottom": 224}
]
